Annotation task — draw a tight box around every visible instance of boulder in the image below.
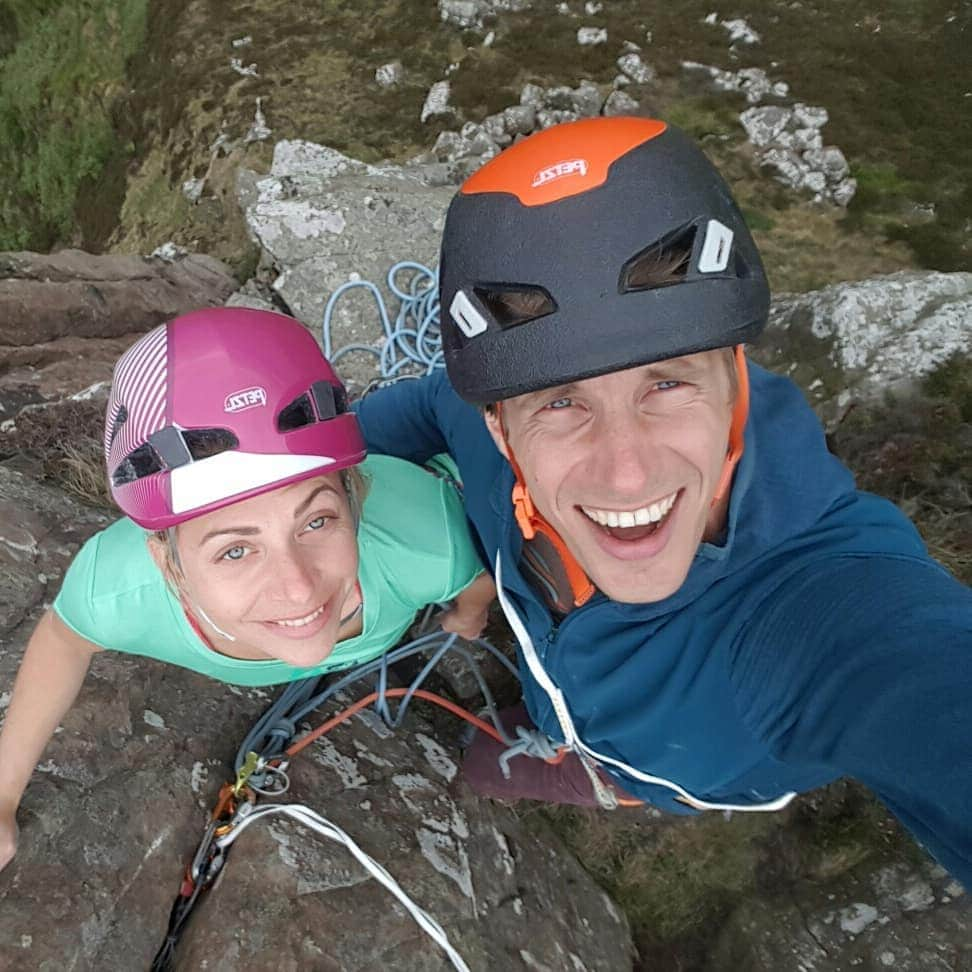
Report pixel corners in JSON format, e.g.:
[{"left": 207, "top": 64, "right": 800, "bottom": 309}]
[
  {"left": 0, "top": 464, "right": 635, "bottom": 970},
  {"left": 0, "top": 251, "right": 237, "bottom": 347},
  {"left": 239, "top": 140, "right": 455, "bottom": 392},
  {"left": 754, "top": 271, "right": 972, "bottom": 426}
]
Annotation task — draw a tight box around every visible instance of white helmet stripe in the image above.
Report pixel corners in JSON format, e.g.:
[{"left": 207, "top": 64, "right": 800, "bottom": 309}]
[
  {"left": 105, "top": 324, "right": 168, "bottom": 468},
  {"left": 168, "top": 451, "right": 336, "bottom": 515}
]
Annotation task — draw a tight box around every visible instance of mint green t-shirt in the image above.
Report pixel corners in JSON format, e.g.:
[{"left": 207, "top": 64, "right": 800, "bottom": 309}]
[{"left": 53, "top": 455, "right": 484, "bottom": 686}]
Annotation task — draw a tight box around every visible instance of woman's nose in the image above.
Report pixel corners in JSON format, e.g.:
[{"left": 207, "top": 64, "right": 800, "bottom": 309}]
[{"left": 267, "top": 545, "right": 317, "bottom": 604}]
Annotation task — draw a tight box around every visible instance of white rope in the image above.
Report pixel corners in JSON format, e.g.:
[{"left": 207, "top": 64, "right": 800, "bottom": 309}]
[{"left": 215, "top": 803, "right": 470, "bottom": 971}]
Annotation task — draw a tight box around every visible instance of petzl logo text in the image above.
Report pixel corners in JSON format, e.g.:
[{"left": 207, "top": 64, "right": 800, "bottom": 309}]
[
  {"left": 224, "top": 386, "right": 267, "bottom": 413},
  {"left": 531, "top": 158, "right": 588, "bottom": 188}
]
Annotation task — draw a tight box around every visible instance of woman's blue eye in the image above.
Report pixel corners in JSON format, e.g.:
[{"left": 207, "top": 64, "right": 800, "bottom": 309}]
[
  {"left": 222, "top": 545, "right": 246, "bottom": 561},
  {"left": 306, "top": 516, "right": 327, "bottom": 531}
]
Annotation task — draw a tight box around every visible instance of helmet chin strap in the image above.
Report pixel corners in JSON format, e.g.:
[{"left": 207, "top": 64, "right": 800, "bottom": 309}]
[
  {"left": 713, "top": 345, "right": 750, "bottom": 505},
  {"left": 499, "top": 346, "right": 750, "bottom": 609}
]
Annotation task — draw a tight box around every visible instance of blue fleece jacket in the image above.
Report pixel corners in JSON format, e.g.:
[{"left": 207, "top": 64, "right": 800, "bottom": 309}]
[{"left": 355, "top": 363, "right": 972, "bottom": 887}]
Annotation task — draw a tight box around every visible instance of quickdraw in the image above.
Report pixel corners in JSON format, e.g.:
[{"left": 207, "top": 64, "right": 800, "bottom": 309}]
[{"left": 151, "top": 780, "right": 254, "bottom": 972}]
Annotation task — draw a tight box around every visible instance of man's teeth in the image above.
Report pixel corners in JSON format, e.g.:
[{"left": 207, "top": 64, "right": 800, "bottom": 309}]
[
  {"left": 271, "top": 604, "right": 325, "bottom": 628},
  {"left": 581, "top": 492, "right": 678, "bottom": 528}
]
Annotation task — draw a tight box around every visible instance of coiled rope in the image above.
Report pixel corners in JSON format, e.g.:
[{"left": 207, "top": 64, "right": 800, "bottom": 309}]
[{"left": 321, "top": 261, "right": 443, "bottom": 387}]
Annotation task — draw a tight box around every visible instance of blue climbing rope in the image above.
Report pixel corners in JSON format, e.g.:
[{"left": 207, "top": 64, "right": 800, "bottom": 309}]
[{"left": 321, "top": 262, "right": 443, "bottom": 384}]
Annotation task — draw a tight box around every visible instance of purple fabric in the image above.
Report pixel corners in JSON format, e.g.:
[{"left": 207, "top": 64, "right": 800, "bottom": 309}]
[{"left": 462, "top": 703, "right": 632, "bottom": 807}]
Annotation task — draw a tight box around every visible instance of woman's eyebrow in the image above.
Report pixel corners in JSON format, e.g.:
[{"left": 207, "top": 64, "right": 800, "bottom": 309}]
[
  {"left": 200, "top": 525, "right": 261, "bottom": 545},
  {"left": 293, "top": 483, "right": 340, "bottom": 520},
  {"left": 199, "top": 486, "right": 340, "bottom": 545}
]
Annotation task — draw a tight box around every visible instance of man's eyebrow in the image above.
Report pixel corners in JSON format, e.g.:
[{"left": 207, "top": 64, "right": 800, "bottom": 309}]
[
  {"left": 520, "top": 381, "right": 584, "bottom": 405},
  {"left": 640, "top": 359, "right": 708, "bottom": 380},
  {"left": 200, "top": 484, "right": 340, "bottom": 545}
]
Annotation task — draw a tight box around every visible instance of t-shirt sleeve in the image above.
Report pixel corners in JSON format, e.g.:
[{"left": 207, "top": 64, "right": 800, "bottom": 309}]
[
  {"left": 52, "top": 531, "right": 109, "bottom": 648},
  {"left": 730, "top": 554, "right": 972, "bottom": 888}
]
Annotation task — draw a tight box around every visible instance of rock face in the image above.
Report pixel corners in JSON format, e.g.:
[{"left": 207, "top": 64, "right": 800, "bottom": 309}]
[
  {"left": 0, "top": 250, "right": 237, "bottom": 346},
  {"left": 709, "top": 858, "right": 970, "bottom": 971},
  {"left": 755, "top": 270, "right": 972, "bottom": 426},
  {"left": 0, "top": 464, "right": 634, "bottom": 970},
  {"left": 238, "top": 140, "right": 455, "bottom": 391},
  {"left": 740, "top": 103, "right": 856, "bottom": 206}
]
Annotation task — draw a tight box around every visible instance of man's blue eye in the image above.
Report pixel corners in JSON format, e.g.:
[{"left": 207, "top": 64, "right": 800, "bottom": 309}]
[
  {"left": 548, "top": 398, "right": 572, "bottom": 409},
  {"left": 656, "top": 380, "right": 682, "bottom": 391}
]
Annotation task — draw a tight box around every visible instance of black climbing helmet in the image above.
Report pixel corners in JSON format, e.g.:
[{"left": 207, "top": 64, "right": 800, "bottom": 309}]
[{"left": 439, "top": 116, "right": 770, "bottom": 405}]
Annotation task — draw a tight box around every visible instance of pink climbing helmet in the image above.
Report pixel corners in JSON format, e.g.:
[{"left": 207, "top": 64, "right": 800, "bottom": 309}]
[{"left": 104, "top": 306, "right": 367, "bottom": 530}]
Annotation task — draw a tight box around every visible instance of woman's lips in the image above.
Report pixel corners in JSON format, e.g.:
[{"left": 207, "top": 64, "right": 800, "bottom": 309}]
[{"left": 259, "top": 599, "right": 332, "bottom": 640}]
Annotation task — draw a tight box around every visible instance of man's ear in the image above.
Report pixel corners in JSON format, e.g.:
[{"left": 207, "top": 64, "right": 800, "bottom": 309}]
[{"left": 482, "top": 407, "right": 510, "bottom": 460}]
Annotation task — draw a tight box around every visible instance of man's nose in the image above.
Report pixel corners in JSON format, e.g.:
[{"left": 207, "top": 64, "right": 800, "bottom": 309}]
[{"left": 590, "top": 409, "right": 653, "bottom": 494}]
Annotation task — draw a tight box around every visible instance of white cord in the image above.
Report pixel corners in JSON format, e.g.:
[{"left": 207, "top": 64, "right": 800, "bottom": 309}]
[{"left": 214, "top": 804, "right": 470, "bottom": 972}]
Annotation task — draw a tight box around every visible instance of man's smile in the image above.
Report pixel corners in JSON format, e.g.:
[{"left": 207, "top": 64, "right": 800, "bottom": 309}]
[{"left": 580, "top": 490, "right": 678, "bottom": 528}]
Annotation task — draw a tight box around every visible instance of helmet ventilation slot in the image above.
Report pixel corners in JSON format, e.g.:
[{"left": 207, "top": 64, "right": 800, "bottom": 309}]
[
  {"left": 473, "top": 285, "right": 557, "bottom": 330},
  {"left": 619, "top": 223, "right": 697, "bottom": 293}
]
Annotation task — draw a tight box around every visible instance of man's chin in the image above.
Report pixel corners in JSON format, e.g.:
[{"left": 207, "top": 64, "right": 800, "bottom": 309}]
[
  {"left": 579, "top": 550, "right": 692, "bottom": 605},
  {"left": 593, "top": 575, "right": 684, "bottom": 604}
]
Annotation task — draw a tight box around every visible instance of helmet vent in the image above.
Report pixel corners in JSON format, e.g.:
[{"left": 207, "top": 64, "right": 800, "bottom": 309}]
[
  {"left": 112, "top": 443, "right": 165, "bottom": 487},
  {"left": 619, "top": 224, "right": 697, "bottom": 294},
  {"left": 182, "top": 428, "right": 239, "bottom": 460},
  {"left": 107, "top": 404, "right": 128, "bottom": 447},
  {"left": 310, "top": 379, "right": 348, "bottom": 420},
  {"left": 112, "top": 427, "right": 240, "bottom": 487},
  {"left": 472, "top": 285, "right": 557, "bottom": 330},
  {"left": 277, "top": 393, "right": 316, "bottom": 432}
]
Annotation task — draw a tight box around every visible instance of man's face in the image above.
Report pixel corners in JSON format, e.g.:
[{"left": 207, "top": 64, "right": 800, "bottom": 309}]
[{"left": 485, "top": 350, "right": 735, "bottom": 604}]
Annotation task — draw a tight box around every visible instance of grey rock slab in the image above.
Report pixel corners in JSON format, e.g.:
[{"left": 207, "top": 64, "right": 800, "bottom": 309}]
[
  {"left": 616, "top": 52, "right": 655, "bottom": 85},
  {"left": 571, "top": 79, "right": 605, "bottom": 117},
  {"left": 708, "top": 858, "right": 969, "bottom": 972},
  {"left": 176, "top": 718, "right": 634, "bottom": 970},
  {"left": 241, "top": 142, "right": 454, "bottom": 393},
  {"left": 0, "top": 334, "right": 133, "bottom": 425},
  {"left": 422, "top": 80, "right": 457, "bottom": 123},
  {"left": 0, "top": 468, "right": 111, "bottom": 634},
  {"left": 375, "top": 61, "right": 404, "bottom": 87},
  {"left": 755, "top": 271, "right": 972, "bottom": 426},
  {"left": 739, "top": 105, "right": 793, "bottom": 147}
]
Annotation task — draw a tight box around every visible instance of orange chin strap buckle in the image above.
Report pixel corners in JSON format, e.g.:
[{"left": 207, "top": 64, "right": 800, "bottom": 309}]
[
  {"left": 712, "top": 345, "right": 750, "bottom": 506},
  {"left": 499, "top": 403, "right": 596, "bottom": 608}
]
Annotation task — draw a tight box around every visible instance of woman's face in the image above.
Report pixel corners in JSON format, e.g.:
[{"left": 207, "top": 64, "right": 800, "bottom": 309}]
[{"left": 157, "top": 472, "right": 360, "bottom": 668}]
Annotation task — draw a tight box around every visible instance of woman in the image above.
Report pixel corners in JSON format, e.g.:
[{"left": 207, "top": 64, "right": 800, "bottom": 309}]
[{"left": 0, "top": 306, "right": 495, "bottom": 870}]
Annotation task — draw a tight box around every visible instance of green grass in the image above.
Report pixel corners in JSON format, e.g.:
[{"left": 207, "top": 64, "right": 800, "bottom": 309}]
[{"left": 0, "top": 0, "right": 148, "bottom": 250}]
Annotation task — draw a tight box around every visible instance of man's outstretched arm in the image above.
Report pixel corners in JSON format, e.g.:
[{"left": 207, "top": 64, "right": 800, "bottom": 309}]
[
  {"left": 353, "top": 370, "right": 453, "bottom": 462},
  {"left": 733, "top": 555, "right": 972, "bottom": 888}
]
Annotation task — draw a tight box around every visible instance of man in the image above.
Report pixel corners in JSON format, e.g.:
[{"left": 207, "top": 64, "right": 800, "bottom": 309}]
[{"left": 355, "top": 117, "right": 972, "bottom": 886}]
